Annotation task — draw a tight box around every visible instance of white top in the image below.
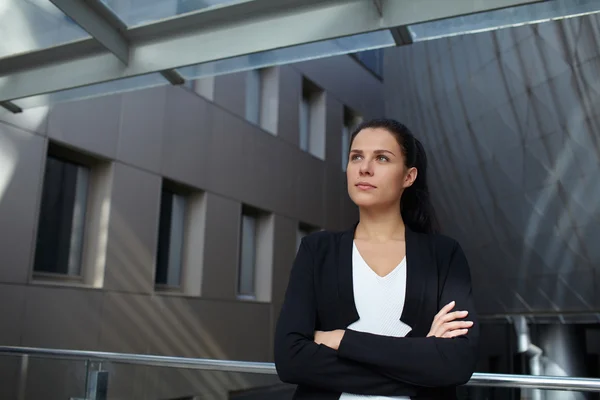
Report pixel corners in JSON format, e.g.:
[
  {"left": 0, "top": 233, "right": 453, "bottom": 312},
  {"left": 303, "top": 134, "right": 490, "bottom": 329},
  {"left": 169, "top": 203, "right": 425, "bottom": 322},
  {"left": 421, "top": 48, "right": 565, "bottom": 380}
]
[{"left": 339, "top": 242, "right": 412, "bottom": 400}]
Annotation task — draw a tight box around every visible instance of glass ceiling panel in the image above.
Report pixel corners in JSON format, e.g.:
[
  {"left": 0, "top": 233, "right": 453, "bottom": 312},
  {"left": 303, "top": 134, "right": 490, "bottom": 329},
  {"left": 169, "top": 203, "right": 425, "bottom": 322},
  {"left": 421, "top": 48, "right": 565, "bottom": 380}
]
[
  {"left": 100, "top": 0, "right": 238, "bottom": 27},
  {"left": 13, "top": 73, "right": 168, "bottom": 109},
  {"left": 0, "top": 0, "right": 89, "bottom": 59},
  {"left": 12, "top": 30, "right": 393, "bottom": 109},
  {"left": 408, "top": 0, "right": 600, "bottom": 42},
  {"left": 178, "top": 30, "right": 395, "bottom": 81}
]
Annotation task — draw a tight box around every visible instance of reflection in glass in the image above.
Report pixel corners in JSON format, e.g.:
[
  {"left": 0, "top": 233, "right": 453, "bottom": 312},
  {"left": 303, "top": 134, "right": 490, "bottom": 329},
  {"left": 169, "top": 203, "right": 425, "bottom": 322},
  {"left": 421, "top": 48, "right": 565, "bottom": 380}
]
[
  {"left": 100, "top": 0, "right": 236, "bottom": 27},
  {"left": 156, "top": 189, "right": 186, "bottom": 287},
  {"left": 238, "top": 213, "right": 256, "bottom": 298},
  {"left": 34, "top": 156, "right": 89, "bottom": 276},
  {"left": 0, "top": 0, "right": 88, "bottom": 58}
]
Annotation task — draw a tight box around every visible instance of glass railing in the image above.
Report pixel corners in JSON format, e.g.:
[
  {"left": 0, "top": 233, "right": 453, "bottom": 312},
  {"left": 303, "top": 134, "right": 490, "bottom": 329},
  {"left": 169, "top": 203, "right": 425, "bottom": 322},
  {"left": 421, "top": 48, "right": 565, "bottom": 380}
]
[{"left": 1, "top": 345, "right": 599, "bottom": 399}]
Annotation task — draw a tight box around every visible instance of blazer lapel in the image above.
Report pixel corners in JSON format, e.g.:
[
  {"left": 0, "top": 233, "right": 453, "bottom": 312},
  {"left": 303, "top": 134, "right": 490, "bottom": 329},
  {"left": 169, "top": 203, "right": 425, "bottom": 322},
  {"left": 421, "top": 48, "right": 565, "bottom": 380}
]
[
  {"left": 400, "top": 228, "right": 429, "bottom": 334},
  {"left": 338, "top": 224, "right": 360, "bottom": 324}
]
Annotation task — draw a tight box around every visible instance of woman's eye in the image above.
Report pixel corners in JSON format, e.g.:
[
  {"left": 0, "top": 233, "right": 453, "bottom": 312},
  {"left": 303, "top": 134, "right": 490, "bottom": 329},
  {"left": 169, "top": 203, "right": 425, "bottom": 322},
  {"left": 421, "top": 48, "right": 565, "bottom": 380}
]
[
  {"left": 377, "top": 155, "right": 389, "bottom": 162},
  {"left": 351, "top": 155, "right": 362, "bottom": 161}
]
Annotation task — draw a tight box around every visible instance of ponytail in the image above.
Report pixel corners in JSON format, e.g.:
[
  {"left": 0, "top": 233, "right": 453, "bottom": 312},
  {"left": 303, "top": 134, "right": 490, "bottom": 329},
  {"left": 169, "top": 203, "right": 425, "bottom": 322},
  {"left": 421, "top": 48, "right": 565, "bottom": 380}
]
[
  {"left": 401, "top": 137, "right": 439, "bottom": 234},
  {"left": 350, "top": 118, "right": 440, "bottom": 234}
]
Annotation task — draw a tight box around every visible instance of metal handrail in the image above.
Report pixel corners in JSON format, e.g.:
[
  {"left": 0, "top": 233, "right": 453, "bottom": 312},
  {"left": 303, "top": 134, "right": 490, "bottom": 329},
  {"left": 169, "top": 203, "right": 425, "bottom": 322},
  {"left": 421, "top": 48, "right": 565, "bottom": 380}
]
[{"left": 1, "top": 346, "right": 599, "bottom": 392}]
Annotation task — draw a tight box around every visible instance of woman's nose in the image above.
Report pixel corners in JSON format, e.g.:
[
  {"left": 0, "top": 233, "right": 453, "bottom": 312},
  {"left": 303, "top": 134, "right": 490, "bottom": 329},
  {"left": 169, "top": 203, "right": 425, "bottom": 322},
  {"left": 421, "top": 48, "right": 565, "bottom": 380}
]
[{"left": 359, "top": 160, "right": 373, "bottom": 175}]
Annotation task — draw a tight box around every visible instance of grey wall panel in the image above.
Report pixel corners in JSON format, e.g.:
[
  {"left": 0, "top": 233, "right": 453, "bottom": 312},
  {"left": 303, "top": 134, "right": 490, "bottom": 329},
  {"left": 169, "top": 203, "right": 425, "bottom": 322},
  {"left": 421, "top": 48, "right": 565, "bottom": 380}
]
[
  {"left": 24, "top": 358, "right": 88, "bottom": 400},
  {"left": 0, "top": 124, "right": 45, "bottom": 284},
  {"left": 103, "top": 364, "right": 148, "bottom": 400},
  {"left": 384, "top": 13, "right": 600, "bottom": 314},
  {"left": 214, "top": 71, "right": 247, "bottom": 120},
  {"left": 0, "top": 283, "right": 25, "bottom": 345},
  {"left": 0, "top": 357, "right": 20, "bottom": 400},
  {"left": 324, "top": 94, "right": 344, "bottom": 169},
  {"left": 270, "top": 214, "right": 297, "bottom": 319},
  {"left": 201, "top": 193, "right": 241, "bottom": 300},
  {"left": 47, "top": 95, "right": 121, "bottom": 159},
  {"left": 138, "top": 295, "right": 272, "bottom": 360},
  {"left": 276, "top": 65, "right": 302, "bottom": 147},
  {"left": 206, "top": 106, "right": 249, "bottom": 201},
  {"left": 117, "top": 86, "right": 168, "bottom": 174},
  {"left": 161, "top": 87, "right": 212, "bottom": 190},
  {"left": 323, "top": 95, "right": 346, "bottom": 230},
  {"left": 323, "top": 165, "right": 344, "bottom": 231},
  {"left": 294, "top": 54, "right": 384, "bottom": 121},
  {"left": 293, "top": 150, "right": 326, "bottom": 228},
  {"left": 22, "top": 286, "right": 103, "bottom": 350},
  {"left": 98, "top": 292, "right": 156, "bottom": 354},
  {"left": 103, "top": 162, "right": 162, "bottom": 294}
]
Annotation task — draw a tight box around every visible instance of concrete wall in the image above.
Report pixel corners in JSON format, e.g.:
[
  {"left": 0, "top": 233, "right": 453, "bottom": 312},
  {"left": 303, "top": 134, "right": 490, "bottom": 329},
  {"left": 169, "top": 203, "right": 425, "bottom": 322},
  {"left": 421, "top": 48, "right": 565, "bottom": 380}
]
[
  {"left": 384, "top": 13, "right": 600, "bottom": 316},
  {"left": 0, "top": 54, "right": 383, "bottom": 399}
]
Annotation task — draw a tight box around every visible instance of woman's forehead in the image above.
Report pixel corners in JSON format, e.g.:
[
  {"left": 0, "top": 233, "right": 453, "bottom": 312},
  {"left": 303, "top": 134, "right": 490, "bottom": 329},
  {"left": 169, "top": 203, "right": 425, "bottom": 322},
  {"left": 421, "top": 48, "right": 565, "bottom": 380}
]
[{"left": 352, "top": 128, "right": 400, "bottom": 150}]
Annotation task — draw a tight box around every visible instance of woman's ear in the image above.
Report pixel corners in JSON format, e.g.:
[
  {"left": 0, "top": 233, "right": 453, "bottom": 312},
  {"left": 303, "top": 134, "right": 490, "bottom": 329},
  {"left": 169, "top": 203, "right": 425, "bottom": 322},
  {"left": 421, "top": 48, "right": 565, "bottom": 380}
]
[{"left": 404, "top": 167, "right": 418, "bottom": 188}]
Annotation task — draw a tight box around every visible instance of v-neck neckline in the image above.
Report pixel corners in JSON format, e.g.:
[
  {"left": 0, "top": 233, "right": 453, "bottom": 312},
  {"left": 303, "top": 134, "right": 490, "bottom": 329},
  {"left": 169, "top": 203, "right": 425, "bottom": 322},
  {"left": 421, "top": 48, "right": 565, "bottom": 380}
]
[
  {"left": 352, "top": 241, "right": 406, "bottom": 279},
  {"left": 337, "top": 222, "right": 430, "bottom": 331}
]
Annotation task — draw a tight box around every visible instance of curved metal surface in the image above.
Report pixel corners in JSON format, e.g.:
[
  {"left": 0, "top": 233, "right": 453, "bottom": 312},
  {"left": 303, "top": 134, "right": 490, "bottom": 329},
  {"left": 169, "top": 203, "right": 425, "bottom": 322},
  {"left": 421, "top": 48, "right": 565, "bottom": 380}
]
[{"left": 1, "top": 346, "right": 600, "bottom": 391}]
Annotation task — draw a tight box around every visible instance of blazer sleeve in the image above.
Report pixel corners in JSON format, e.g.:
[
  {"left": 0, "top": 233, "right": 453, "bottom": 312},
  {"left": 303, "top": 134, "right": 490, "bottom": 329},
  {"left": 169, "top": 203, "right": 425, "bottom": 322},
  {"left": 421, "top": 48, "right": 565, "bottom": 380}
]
[
  {"left": 337, "top": 239, "right": 479, "bottom": 388},
  {"left": 274, "top": 238, "right": 419, "bottom": 397}
]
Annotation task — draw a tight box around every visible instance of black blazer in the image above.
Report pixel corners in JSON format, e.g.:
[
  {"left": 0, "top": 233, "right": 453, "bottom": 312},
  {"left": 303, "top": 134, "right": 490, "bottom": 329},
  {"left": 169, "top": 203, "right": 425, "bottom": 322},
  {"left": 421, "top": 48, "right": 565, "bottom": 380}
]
[{"left": 274, "top": 224, "right": 479, "bottom": 400}]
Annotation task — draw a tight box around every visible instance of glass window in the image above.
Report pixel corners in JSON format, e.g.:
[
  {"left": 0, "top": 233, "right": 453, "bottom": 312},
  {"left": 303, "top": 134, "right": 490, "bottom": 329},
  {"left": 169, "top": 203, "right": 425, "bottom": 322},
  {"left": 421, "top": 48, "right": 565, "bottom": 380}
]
[
  {"left": 238, "top": 213, "right": 257, "bottom": 298},
  {"left": 155, "top": 189, "right": 186, "bottom": 287},
  {"left": 34, "top": 156, "right": 89, "bottom": 276},
  {"left": 300, "top": 78, "right": 325, "bottom": 158}
]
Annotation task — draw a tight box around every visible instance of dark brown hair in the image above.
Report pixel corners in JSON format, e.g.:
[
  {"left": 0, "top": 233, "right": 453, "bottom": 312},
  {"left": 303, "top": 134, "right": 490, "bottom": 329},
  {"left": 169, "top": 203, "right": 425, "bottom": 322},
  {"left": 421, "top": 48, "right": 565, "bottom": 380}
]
[{"left": 350, "top": 118, "right": 440, "bottom": 234}]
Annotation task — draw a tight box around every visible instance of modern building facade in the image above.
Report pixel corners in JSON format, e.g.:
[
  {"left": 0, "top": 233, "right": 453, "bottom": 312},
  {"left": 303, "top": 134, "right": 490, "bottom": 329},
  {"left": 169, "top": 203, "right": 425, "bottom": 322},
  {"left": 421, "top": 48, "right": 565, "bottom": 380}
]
[{"left": 0, "top": 53, "right": 383, "bottom": 399}]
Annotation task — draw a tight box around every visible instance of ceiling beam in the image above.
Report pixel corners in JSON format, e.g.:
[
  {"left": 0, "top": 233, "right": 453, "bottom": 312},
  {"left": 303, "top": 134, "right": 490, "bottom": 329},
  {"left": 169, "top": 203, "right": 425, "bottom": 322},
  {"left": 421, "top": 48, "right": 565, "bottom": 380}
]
[
  {"left": 372, "top": 0, "right": 383, "bottom": 16},
  {"left": 0, "top": 0, "right": 538, "bottom": 103},
  {"left": 390, "top": 26, "right": 414, "bottom": 46},
  {"left": 0, "top": 101, "right": 22, "bottom": 114},
  {"left": 48, "top": 0, "right": 129, "bottom": 64}
]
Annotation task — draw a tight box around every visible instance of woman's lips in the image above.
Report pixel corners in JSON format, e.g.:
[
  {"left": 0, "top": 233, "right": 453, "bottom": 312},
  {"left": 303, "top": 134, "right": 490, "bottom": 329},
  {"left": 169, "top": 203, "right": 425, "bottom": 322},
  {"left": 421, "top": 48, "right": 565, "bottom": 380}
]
[{"left": 356, "top": 182, "right": 376, "bottom": 190}]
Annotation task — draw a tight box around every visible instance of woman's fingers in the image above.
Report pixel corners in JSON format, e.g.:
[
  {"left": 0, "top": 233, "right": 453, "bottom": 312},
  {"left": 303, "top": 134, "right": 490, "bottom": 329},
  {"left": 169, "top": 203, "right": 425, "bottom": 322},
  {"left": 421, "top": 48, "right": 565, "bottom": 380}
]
[
  {"left": 428, "top": 301, "right": 472, "bottom": 338},
  {"left": 442, "top": 328, "right": 469, "bottom": 338},
  {"left": 443, "top": 320, "right": 473, "bottom": 331},
  {"left": 430, "top": 321, "right": 472, "bottom": 338},
  {"left": 440, "top": 310, "right": 469, "bottom": 323},
  {"left": 434, "top": 301, "right": 455, "bottom": 320}
]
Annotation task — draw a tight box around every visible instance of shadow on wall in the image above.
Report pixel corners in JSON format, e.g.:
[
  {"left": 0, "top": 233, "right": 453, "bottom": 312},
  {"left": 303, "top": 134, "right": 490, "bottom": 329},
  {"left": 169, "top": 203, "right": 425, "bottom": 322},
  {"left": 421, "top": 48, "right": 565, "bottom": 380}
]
[{"left": 97, "top": 209, "right": 276, "bottom": 399}]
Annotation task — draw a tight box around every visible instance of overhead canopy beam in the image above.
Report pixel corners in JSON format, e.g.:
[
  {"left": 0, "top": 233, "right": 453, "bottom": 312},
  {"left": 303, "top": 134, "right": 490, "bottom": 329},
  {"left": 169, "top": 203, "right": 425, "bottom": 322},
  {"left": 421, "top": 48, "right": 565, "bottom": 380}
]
[
  {"left": 0, "top": 0, "right": 539, "bottom": 102},
  {"left": 48, "top": 0, "right": 130, "bottom": 64},
  {"left": 0, "top": 101, "right": 22, "bottom": 114},
  {"left": 390, "top": 26, "right": 414, "bottom": 46}
]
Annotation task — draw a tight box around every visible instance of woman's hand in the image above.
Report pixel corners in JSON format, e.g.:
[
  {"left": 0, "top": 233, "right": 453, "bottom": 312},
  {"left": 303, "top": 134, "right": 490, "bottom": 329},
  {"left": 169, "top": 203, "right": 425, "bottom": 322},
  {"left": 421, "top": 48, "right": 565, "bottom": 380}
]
[
  {"left": 314, "top": 329, "right": 345, "bottom": 350},
  {"left": 427, "top": 300, "right": 473, "bottom": 338}
]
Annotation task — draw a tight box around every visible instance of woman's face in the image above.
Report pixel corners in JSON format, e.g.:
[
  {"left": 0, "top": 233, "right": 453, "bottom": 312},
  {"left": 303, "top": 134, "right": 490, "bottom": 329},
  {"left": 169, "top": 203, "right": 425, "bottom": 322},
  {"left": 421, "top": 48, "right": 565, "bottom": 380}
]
[{"left": 346, "top": 127, "right": 417, "bottom": 209}]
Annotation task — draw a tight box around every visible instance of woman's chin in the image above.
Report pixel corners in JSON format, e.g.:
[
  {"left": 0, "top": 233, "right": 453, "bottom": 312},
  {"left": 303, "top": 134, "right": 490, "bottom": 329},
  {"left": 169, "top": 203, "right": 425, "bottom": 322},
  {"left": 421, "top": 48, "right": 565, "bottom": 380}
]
[{"left": 351, "top": 197, "right": 381, "bottom": 209}]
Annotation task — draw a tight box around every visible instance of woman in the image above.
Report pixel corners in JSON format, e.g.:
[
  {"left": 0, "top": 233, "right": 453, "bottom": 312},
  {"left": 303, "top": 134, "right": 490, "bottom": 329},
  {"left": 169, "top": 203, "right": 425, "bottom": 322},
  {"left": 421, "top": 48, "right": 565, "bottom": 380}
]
[{"left": 274, "top": 118, "right": 479, "bottom": 399}]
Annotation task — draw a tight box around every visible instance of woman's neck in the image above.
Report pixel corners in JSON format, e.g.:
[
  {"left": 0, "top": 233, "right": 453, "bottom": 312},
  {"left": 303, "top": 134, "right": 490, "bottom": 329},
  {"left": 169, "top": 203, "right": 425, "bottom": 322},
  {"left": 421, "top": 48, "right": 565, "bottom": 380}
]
[{"left": 356, "top": 206, "right": 405, "bottom": 242}]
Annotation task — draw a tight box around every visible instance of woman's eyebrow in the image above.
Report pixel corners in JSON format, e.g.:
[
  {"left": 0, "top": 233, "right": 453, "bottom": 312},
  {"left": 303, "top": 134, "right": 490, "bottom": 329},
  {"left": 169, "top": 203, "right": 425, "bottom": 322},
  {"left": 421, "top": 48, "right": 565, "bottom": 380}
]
[{"left": 350, "top": 149, "right": 395, "bottom": 155}]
